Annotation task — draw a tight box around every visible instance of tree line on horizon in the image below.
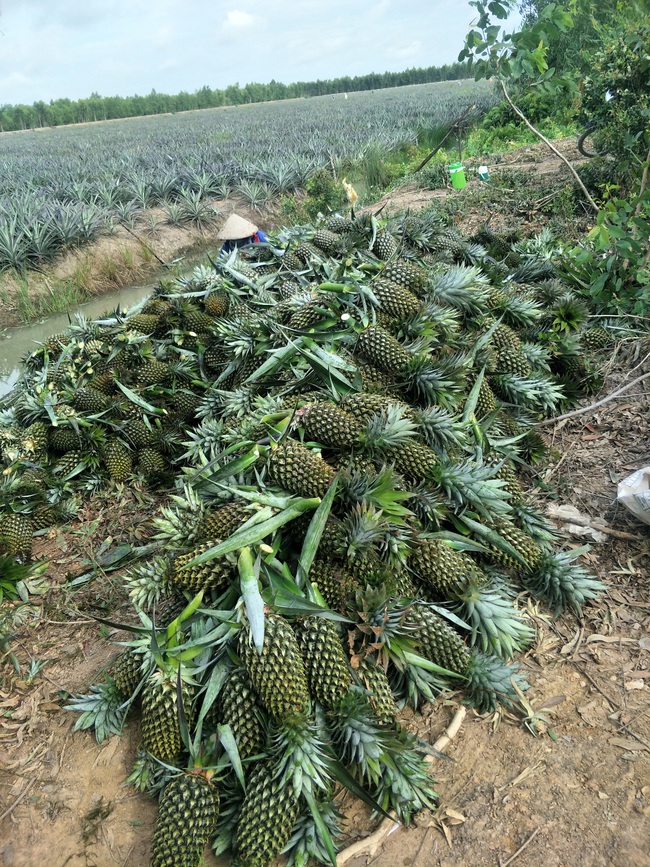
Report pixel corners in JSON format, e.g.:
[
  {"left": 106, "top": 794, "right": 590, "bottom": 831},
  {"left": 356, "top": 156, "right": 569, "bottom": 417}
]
[{"left": 0, "top": 61, "right": 471, "bottom": 132}]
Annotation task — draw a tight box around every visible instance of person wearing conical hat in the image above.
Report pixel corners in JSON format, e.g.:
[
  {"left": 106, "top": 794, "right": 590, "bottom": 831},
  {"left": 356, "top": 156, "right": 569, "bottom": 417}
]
[{"left": 217, "top": 213, "right": 269, "bottom": 255}]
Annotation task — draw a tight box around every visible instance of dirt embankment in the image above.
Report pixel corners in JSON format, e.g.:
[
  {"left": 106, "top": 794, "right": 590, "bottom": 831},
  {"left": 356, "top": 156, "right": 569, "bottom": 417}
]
[{"left": 0, "top": 200, "right": 278, "bottom": 330}]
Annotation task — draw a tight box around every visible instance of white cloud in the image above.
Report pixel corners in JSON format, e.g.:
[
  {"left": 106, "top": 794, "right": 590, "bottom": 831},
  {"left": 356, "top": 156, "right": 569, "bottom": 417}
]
[
  {"left": 222, "top": 10, "right": 256, "bottom": 32},
  {"left": 386, "top": 40, "right": 423, "bottom": 61},
  {"left": 152, "top": 25, "right": 174, "bottom": 50}
]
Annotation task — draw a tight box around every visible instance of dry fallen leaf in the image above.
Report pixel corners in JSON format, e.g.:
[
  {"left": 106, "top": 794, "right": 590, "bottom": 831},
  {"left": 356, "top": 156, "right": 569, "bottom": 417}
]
[{"left": 608, "top": 737, "right": 648, "bottom": 752}]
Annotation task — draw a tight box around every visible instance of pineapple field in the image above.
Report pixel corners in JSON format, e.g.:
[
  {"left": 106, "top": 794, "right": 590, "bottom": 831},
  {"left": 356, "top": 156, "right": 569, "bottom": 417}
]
[{"left": 0, "top": 189, "right": 648, "bottom": 867}]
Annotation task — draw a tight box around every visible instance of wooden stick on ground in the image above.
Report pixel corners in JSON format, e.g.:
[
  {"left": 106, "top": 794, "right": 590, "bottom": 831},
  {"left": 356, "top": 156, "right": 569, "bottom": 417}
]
[
  {"left": 539, "top": 371, "right": 650, "bottom": 427},
  {"left": 336, "top": 706, "right": 467, "bottom": 866}
]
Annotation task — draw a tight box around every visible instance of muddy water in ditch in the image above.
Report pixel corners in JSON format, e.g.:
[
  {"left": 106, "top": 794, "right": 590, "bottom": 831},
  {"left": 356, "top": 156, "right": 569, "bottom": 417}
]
[{"left": 0, "top": 283, "right": 154, "bottom": 397}]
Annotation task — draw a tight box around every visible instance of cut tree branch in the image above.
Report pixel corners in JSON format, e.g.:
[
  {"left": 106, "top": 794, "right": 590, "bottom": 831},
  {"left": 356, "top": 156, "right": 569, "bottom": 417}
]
[
  {"left": 539, "top": 371, "right": 650, "bottom": 427},
  {"left": 499, "top": 80, "right": 599, "bottom": 213}
]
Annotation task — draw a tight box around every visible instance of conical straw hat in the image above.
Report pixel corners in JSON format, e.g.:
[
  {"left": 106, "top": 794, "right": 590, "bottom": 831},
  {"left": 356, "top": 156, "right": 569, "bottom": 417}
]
[{"left": 217, "top": 213, "right": 258, "bottom": 240}]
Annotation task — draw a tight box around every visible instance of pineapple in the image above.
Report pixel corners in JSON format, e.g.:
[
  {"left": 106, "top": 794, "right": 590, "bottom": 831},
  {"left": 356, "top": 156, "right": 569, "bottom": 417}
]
[
  {"left": 388, "top": 440, "right": 439, "bottom": 481},
  {"left": 171, "top": 542, "right": 235, "bottom": 594},
  {"left": 325, "top": 214, "right": 350, "bottom": 234},
  {"left": 233, "top": 760, "right": 300, "bottom": 867},
  {"left": 308, "top": 558, "right": 358, "bottom": 612},
  {"left": 137, "top": 448, "right": 167, "bottom": 478},
  {"left": 238, "top": 611, "right": 310, "bottom": 722},
  {"left": 298, "top": 402, "right": 361, "bottom": 450},
  {"left": 113, "top": 648, "right": 146, "bottom": 700},
  {"left": 73, "top": 387, "right": 112, "bottom": 414},
  {"left": 204, "top": 292, "right": 230, "bottom": 318},
  {"left": 102, "top": 439, "right": 132, "bottom": 482},
  {"left": 0, "top": 513, "right": 35, "bottom": 556},
  {"left": 408, "top": 538, "right": 480, "bottom": 599},
  {"left": 122, "top": 418, "right": 154, "bottom": 449},
  {"left": 294, "top": 616, "right": 351, "bottom": 708},
  {"left": 293, "top": 241, "right": 321, "bottom": 263},
  {"left": 373, "top": 280, "right": 422, "bottom": 321},
  {"left": 136, "top": 360, "right": 171, "bottom": 387},
  {"left": 380, "top": 260, "right": 428, "bottom": 296},
  {"left": 372, "top": 230, "right": 398, "bottom": 260},
  {"left": 405, "top": 604, "right": 470, "bottom": 675},
  {"left": 48, "top": 427, "right": 80, "bottom": 454},
  {"left": 312, "top": 229, "right": 340, "bottom": 254},
  {"left": 266, "top": 440, "right": 336, "bottom": 499},
  {"left": 150, "top": 770, "right": 220, "bottom": 867},
  {"left": 356, "top": 326, "right": 411, "bottom": 374},
  {"left": 141, "top": 670, "right": 194, "bottom": 762},
  {"left": 215, "top": 667, "right": 265, "bottom": 759},
  {"left": 488, "top": 518, "right": 543, "bottom": 572},
  {"left": 195, "top": 501, "right": 250, "bottom": 542},
  {"left": 127, "top": 313, "right": 160, "bottom": 334},
  {"left": 278, "top": 279, "right": 301, "bottom": 300},
  {"left": 282, "top": 251, "right": 304, "bottom": 271},
  {"left": 356, "top": 657, "right": 397, "bottom": 726}
]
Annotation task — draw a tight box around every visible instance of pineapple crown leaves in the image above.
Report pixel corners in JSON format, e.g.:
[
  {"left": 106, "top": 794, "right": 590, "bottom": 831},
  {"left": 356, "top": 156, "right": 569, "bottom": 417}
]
[
  {"left": 151, "top": 483, "right": 205, "bottom": 547},
  {"left": 463, "top": 651, "right": 529, "bottom": 714},
  {"left": 426, "top": 265, "right": 491, "bottom": 315},
  {"left": 346, "top": 586, "right": 414, "bottom": 662},
  {"left": 454, "top": 578, "right": 536, "bottom": 659},
  {"left": 341, "top": 503, "right": 413, "bottom": 568},
  {"left": 65, "top": 680, "right": 130, "bottom": 743},
  {"left": 401, "top": 352, "right": 469, "bottom": 408},
  {"left": 326, "top": 689, "right": 394, "bottom": 782},
  {"left": 269, "top": 717, "right": 333, "bottom": 800},
  {"left": 368, "top": 725, "right": 438, "bottom": 822},
  {"left": 405, "top": 482, "right": 449, "bottom": 529},
  {"left": 283, "top": 795, "right": 344, "bottom": 867},
  {"left": 489, "top": 372, "right": 566, "bottom": 413},
  {"left": 522, "top": 546, "right": 606, "bottom": 615},
  {"left": 550, "top": 292, "right": 590, "bottom": 334},
  {"left": 356, "top": 404, "right": 418, "bottom": 454},
  {"left": 337, "top": 465, "right": 413, "bottom": 520},
  {"left": 495, "top": 292, "right": 544, "bottom": 329},
  {"left": 125, "top": 556, "right": 173, "bottom": 611},
  {"left": 411, "top": 405, "right": 470, "bottom": 451},
  {"left": 431, "top": 455, "right": 512, "bottom": 521}
]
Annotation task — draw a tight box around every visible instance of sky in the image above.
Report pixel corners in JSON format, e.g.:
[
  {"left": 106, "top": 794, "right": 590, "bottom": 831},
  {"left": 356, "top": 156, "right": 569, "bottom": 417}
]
[{"left": 0, "top": 1, "right": 522, "bottom": 107}]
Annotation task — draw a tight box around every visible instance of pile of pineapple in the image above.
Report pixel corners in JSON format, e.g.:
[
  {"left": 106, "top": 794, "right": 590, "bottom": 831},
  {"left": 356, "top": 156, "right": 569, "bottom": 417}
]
[{"left": 1, "top": 210, "right": 612, "bottom": 866}]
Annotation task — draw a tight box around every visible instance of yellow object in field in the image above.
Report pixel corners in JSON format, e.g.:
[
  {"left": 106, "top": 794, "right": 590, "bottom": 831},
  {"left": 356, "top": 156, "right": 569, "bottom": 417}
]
[{"left": 342, "top": 178, "right": 358, "bottom": 206}]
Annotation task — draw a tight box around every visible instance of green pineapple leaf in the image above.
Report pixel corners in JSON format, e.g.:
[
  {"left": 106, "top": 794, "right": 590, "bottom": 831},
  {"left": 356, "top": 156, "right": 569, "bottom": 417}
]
[
  {"left": 296, "top": 474, "right": 339, "bottom": 590},
  {"left": 218, "top": 723, "right": 246, "bottom": 790},
  {"left": 239, "top": 547, "right": 265, "bottom": 653}
]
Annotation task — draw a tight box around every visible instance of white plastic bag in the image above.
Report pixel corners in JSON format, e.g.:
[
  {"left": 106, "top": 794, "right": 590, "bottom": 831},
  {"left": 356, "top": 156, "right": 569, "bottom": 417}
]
[{"left": 617, "top": 466, "right": 650, "bottom": 525}]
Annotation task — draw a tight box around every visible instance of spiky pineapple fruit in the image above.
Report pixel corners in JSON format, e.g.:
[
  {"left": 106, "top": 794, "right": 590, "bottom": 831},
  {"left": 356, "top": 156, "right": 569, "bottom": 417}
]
[
  {"left": 137, "top": 448, "right": 167, "bottom": 478},
  {"left": 356, "top": 657, "right": 397, "bottom": 726},
  {"left": 141, "top": 670, "right": 194, "bottom": 762},
  {"left": 0, "top": 513, "right": 34, "bottom": 556},
  {"left": 266, "top": 439, "right": 336, "bottom": 499},
  {"left": 103, "top": 439, "right": 132, "bottom": 482},
  {"left": 308, "top": 558, "right": 358, "bottom": 612},
  {"left": 408, "top": 538, "right": 482, "bottom": 599},
  {"left": 388, "top": 440, "right": 439, "bottom": 481},
  {"left": 195, "top": 501, "right": 250, "bottom": 543},
  {"left": 356, "top": 326, "right": 411, "bottom": 374},
  {"left": 150, "top": 770, "right": 220, "bottom": 867},
  {"left": 488, "top": 518, "right": 543, "bottom": 572},
  {"left": 298, "top": 402, "right": 361, "bottom": 449},
  {"left": 294, "top": 616, "right": 351, "bottom": 708},
  {"left": 371, "top": 230, "right": 397, "bottom": 260},
  {"left": 373, "top": 280, "right": 422, "bottom": 321},
  {"left": 215, "top": 667, "right": 265, "bottom": 759},
  {"left": 233, "top": 759, "right": 300, "bottom": 867},
  {"left": 171, "top": 543, "right": 235, "bottom": 594},
  {"left": 113, "top": 647, "right": 146, "bottom": 700},
  {"left": 380, "top": 260, "right": 428, "bottom": 296},
  {"left": 405, "top": 604, "right": 470, "bottom": 675},
  {"left": 204, "top": 292, "right": 230, "bottom": 318},
  {"left": 238, "top": 611, "right": 309, "bottom": 721},
  {"left": 312, "top": 229, "right": 340, "bottom": 254}
]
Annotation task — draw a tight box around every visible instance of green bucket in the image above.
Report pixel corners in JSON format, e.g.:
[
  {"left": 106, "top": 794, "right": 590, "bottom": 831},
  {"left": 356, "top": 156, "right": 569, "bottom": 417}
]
[{"left": 449, "top": 162, "right": 467, "bottom": 190}]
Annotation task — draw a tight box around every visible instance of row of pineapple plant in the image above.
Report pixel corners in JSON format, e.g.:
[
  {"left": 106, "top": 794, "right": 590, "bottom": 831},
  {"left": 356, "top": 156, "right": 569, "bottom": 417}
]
[{"left": 1, "top": 207, "right": 613, "bottom": 865}]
